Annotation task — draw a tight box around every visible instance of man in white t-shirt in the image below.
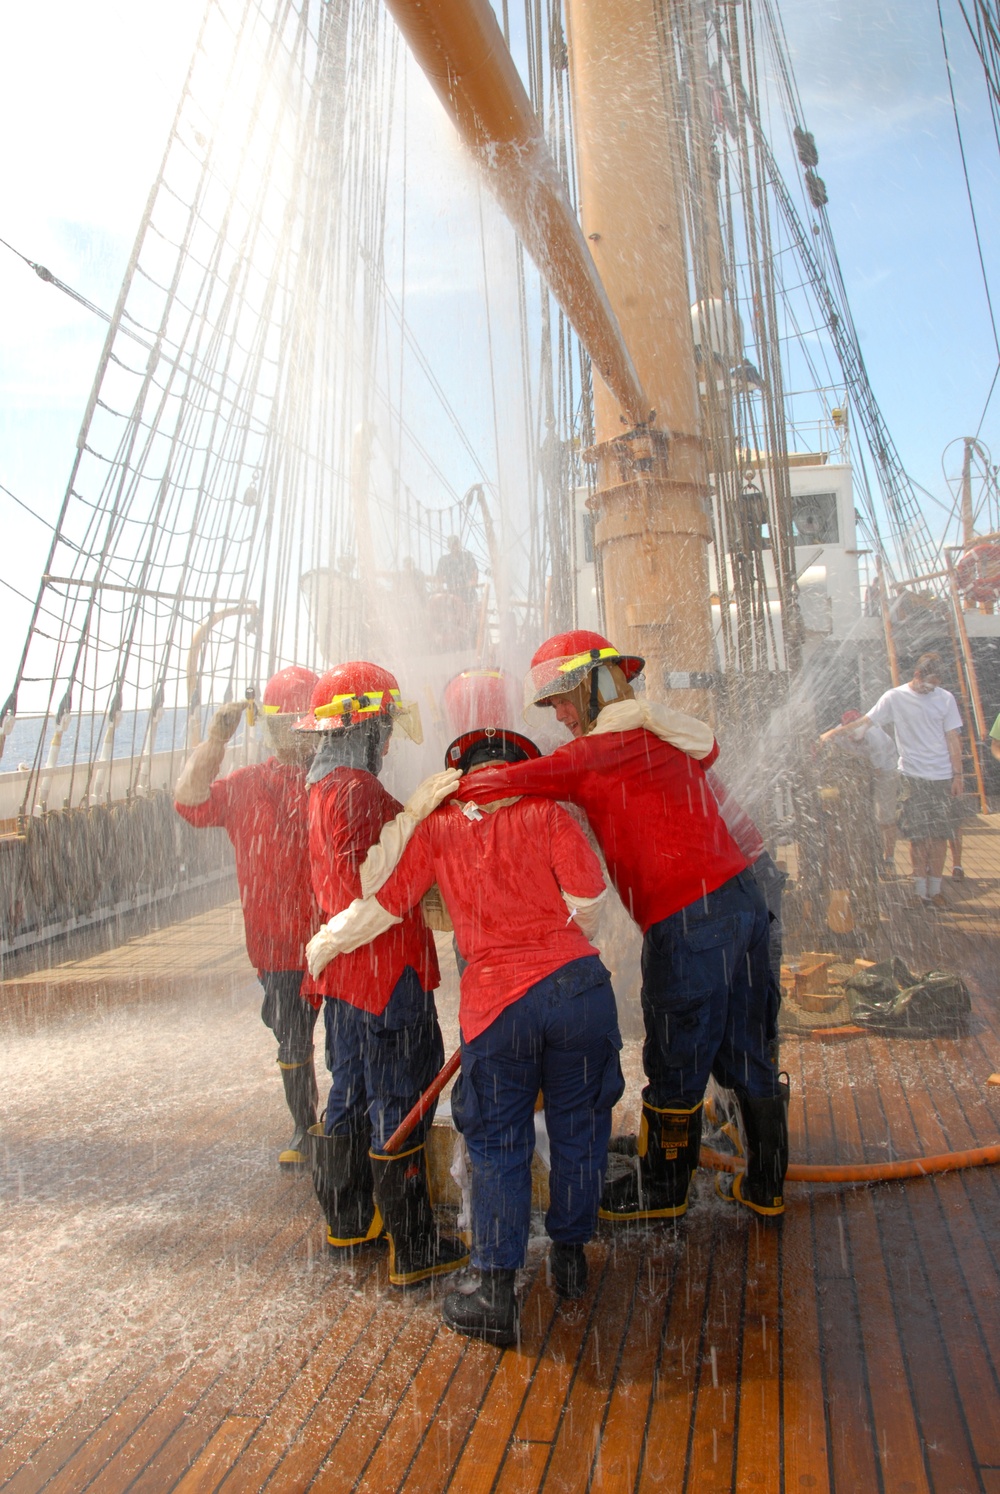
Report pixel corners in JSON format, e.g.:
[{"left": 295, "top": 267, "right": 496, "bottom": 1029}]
[{"left": 820, "top": 653, "right": 963, "bottom": 906}]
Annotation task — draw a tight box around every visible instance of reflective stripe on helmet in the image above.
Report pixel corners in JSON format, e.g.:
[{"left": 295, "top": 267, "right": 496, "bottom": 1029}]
[
  {"left": 313, "top": 687, "right": 402, "bottom": 721},
  {"left": 556, "top": 646, "right": 621, "bottom": 675}
]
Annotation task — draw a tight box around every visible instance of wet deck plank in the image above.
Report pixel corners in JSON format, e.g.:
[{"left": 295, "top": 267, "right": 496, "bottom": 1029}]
[{"left": 3, "top": 892, "right": 1000, "bottom": 1493}]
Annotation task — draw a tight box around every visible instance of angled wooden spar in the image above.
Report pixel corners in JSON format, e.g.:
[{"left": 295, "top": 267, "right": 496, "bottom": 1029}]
[{"left": 381, "top": 0, "right": 650, "bottom": 427}]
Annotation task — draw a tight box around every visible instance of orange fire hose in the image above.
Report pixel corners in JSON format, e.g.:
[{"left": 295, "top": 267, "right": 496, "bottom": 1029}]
[
  {"left": 381, "top": 1058, "right": 1000, "bottom": 1179},
  {"left": 700, "top": 1143, "right": 1000, "bottom": 1184}
]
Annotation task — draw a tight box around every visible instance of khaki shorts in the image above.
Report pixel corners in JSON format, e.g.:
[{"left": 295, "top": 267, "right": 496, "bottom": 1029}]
[{"left": 873, "top": 771, "right": 899, "bottom": 826}]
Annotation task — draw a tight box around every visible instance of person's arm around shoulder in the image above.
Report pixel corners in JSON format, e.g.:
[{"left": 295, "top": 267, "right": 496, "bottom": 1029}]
[
  {"left": 451, "top": 741, "right": 578, "bottom": 803},
  {"left": 358, "top": 768, "right": 460, "bottom": 897},
  {"left": 306, "top": 817, "right": 439, "bottom": 978},
  {"left": 174, "top": 701, "right": 246, "bottom": 809},
  {"left": 546, "top": 800, "right": 607, "bottom": 941}
]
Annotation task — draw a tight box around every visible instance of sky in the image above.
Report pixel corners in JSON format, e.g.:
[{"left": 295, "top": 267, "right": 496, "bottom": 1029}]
[{"left": 0, "top": 0, "right": 998, "bottom": 693}]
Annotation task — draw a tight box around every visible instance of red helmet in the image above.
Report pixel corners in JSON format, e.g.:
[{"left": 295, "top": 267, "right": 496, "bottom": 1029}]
[
  {"left": 524, "top": 630, "right": 644, "bottom": 712},
  {"left": 441, "top": 668, "right": 514, "bottom": 738},
  {"left": 296, "top": 660, "right": 421, "bottom": 741},
  {"left": 445, "top": 727, "right": 541, "bottom": 774},
  {"left": 261, "top": 665, "right": 318, "bottom": 718}
]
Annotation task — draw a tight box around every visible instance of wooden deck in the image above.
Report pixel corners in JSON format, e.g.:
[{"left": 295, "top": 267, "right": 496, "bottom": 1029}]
[{"left": 2, "top": 831, "right": 1000, "bottom": 1493}]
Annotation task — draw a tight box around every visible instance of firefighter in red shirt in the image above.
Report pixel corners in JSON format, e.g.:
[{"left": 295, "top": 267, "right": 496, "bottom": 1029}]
[
  {"left": 297, "top": 662, "right": 468, "bottom": 1286},
  {"left": 308, "top": 725, "right": 623, "bottom": 1345},
  {"left": 450, "top": 630, "right": 789, "bottom": 1222},
  {"left": 174, "top": 666, "right": 322, "bottom": 1168}
]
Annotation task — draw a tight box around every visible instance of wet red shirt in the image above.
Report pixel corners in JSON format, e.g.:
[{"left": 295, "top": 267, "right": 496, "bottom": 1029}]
[
  {"left": 707, "top": 768, "right": 765, "bottom": 865},
  {"left": 175, "top": 758, "right": 321, "bottom": 995},
  {"left": 375, "top": 797, "right": 605, "bottom": 1041},
  {"left": 452, "top": 730, "right": 747, "bottom": 932},
  {"left": 308, "top": 767, "right": 440, "bottom": 1013}
]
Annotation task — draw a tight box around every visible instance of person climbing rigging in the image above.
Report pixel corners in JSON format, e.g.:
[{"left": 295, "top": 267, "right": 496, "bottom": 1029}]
[
  {"left": 449, "top": 629, "right": 789, "bottom": 1222},
  {"left": 306, "top": 723, "right": 623, "bottom": 1346},
  {"left": 173, "top": 665, "right": 323, "bottom": 1169},
  {"left": 296, "top": 660, "right": 468, "bottom": 1285}
]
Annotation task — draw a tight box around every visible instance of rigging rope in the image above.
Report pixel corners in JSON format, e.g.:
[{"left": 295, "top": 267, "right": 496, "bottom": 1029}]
[{"left": 937, "top": 0, "right": 1000, "bottom": 361}]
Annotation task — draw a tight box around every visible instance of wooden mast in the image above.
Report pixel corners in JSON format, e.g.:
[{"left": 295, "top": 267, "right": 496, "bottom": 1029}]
[
  {"left": 384, "top": 0, "right": 714, "bottom": 709},
  {"left": 380, "top": 0, "right": 649, "bottom": 425},
  {"left": 563, "top": 0, "right": 714, "bottom": 711}
]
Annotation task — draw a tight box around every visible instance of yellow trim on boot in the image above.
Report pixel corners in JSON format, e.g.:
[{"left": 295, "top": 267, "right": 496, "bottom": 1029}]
[
  {"left": 370, "top": 1141, "right": 424, "bottom": 1163},
  {"left": 598, "top": 1196, "right": 688, "bottom": 1223},
  {"left": 715, "top": 1169, "right": 784, "bottom": 1217},
  {"left": 278, "top": 1145, "right": 309, "bottom": 1166},
  {"left": 327, "top": 1207, "right": 384, "bottom": 1250},
  {"left": 386, "top": 1239, "right": 470, "bottom": 1287},
  {"left": 277, "top": 1059, "right": 310, "bottom": 1070}
]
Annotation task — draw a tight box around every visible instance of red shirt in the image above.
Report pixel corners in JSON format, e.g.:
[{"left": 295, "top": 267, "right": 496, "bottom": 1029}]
[
  {"left": 375, "top": 797, "right": 605, "bottom": 1041},
  {"left": 707, "top": 768, "right": 765, "bottom": 865},
  {"left": 452, "top": 730, "right": 747, "bottom": 932},
  {"left": 308, "top": 767, "right": 439, "bottom": 1013},
  {"left": 175, "top": 758, "right": 321, "bottom": 994}
]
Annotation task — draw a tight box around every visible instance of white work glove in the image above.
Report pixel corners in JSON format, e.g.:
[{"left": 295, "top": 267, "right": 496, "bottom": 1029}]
[
  {"left": 306, "top": 923, "right": 343, "bottom": 979},
  {"left": 562, "top": 888, "right": 607, "bottom": 942},
  {"left": 403, "top": 767, "right": 462, "bottom": 821},
  {"left": 208, "top": 699, "right": 249, "bottom": 744},
  {"left": 306, "top": 897, "right": 403, "bottom": 977}
]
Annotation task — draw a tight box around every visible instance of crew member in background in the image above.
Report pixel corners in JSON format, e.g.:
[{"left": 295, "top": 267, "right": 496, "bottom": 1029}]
[
  {"left": 307, "top": 724, "right": 623, "bottom": 1346},
  {"left": 297, "top": 661, "right": 468, "bottom": 1285},
  {"left": 820, "top": 653, "right": 963, "bottom": 907},
  {"left": 435, "top": 535, "right": 478, "bottom": 605},
  {"left": 826, "top": 708, "right": 900, "bottom": 876},
  {"left": 174, "top": 666, "right": 322, "bottom": 1168},
  {"left": 450, "top": 631, "right": 788, "bottom": 1222},
  {"left": 990, "top": 711, "right": 1000, "bottom": 764},
  {"left": 432, "top": 536, "right": 479, "bottom": 649}
]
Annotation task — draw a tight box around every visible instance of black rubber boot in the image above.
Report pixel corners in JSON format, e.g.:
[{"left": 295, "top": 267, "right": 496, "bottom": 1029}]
[
  {"left": 723, "top": 1081, "right": 789, "bottom": 1217},
  {"left": 308, "top": 1124, "right": 383, "bottom": 1249},
  {"left": 443, "top": 1269, "right": 518, "bottom": 1346},
  {"left": 278, "top": 1059, "right": 319, "bottom": 1168},
  {"left": 369, "top": 1146, "right": 469, "bottom": 1287},
  {"left": 599, "top": 1099, "right": 703, "bottom": 1222},
  {"left": 549, "top": 1242, "right": 587, "bottom": 1300}
]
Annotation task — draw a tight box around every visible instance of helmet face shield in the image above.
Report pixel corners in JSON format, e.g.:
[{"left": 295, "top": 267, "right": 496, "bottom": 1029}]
[
  {"left": 393, "top": 699, "right": 423, "bottom": 744},
  {"left": 294, "top": 663, "right": 421, "bottom": 742},
  {"left": 523, "top": 645, "right": 625, "bottom": 712},
  {"left": 263, "top": 712, "right": 316, "bottom": 760}
]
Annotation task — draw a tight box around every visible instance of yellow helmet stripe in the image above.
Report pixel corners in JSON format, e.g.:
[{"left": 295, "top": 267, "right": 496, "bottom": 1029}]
[
  {"left": 313, "top": 687, "right": 402, "bottom": 720},
  {"left": 556, "top": 646, "right": 620, "bottom": 675}
]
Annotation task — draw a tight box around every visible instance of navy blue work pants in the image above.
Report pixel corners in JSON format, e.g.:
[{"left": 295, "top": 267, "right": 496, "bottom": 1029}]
[
  {"left": 749, "top": 850, "right": 787, "bottom": 1056},
  {"left": 452, "top": 955, "right": 624, "bottom": 1272},
  {"left": 322, "top": 966, "right": 444, "bottom": 1154},
  {"left": 259, "top": 970, "right": 319, "bottom": 1066},
  {"left": 640, "top": 871, "right": 779, "bottom": 1108}
]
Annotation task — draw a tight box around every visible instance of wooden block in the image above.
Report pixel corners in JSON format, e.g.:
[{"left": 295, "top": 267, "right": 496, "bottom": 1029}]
[
  {"left": 796, "top": 990, "right": 846, "bottom": 1016},
  {"left": 988, "top": 1073, "right": 1000, "bottom": 1086},
  {"left": 426, "top": 1119, "right": 550, "bottom": 1211},
  {"left": 781, "top": 952, "right": 836, "bottom": 1003}
]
